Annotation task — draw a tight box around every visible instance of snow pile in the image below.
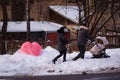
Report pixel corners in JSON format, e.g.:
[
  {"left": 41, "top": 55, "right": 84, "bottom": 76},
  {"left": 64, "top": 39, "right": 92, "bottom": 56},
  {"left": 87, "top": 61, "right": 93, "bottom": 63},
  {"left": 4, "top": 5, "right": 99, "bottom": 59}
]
[{"left": 0, "top": 46, "right": 120, "bottom": 76}]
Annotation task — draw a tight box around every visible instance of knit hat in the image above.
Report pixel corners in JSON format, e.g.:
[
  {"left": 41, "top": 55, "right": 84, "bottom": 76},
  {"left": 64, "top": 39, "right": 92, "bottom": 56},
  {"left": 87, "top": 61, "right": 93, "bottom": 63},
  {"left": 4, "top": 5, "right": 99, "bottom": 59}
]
[
  {"left": 57, "top": 27, "right": 65, "bottom": 33},
  {"left": 79, "top": 25, "right": 88, "bottom": 30}
]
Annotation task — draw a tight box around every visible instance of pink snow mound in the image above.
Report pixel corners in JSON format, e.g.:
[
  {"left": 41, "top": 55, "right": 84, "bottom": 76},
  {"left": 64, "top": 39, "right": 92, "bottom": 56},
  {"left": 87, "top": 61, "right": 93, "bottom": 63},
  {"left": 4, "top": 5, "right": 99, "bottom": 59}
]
[{"left": 20, "top": 41, "right": 42, "bottom": 56}]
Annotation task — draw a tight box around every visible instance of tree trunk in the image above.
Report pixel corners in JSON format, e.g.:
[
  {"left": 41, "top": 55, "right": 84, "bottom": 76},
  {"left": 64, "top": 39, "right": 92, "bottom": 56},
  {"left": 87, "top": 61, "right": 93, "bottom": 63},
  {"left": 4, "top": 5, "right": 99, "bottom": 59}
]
[
  {"left": 26, "top": 0, "right": 31, "bottom": 41},
  {"left": 1, "top": 0, "right": 8, "bottom": 54}
]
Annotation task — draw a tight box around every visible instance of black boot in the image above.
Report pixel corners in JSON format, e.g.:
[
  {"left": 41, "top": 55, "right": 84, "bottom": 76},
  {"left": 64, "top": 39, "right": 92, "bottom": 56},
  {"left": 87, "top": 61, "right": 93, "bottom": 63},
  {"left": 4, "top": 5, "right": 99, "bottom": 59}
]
[
  {"left": 102, "top": 53, "right": 110, "bottom": 58},
  {"left": 72, "top": 57, "right": 79, "bottom": 61},
  {"left": 63, "top": 60, "right": 66, "bottom": 62},
  {"left": 52, "top": 59, "right": 56, "bottom": 64},
  {"left": 72, "top": 54, "right": 81, "bottom": 61}
]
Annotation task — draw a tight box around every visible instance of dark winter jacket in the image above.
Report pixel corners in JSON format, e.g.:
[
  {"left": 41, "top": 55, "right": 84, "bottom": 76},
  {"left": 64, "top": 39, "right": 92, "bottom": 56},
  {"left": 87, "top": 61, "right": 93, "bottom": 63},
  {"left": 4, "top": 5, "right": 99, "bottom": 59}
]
[
  {"left": 57, "top": 27, "right": 68, "bottom": 51},
  {"left": 77, "top": 27, "right": 93, "bottom": 46}
]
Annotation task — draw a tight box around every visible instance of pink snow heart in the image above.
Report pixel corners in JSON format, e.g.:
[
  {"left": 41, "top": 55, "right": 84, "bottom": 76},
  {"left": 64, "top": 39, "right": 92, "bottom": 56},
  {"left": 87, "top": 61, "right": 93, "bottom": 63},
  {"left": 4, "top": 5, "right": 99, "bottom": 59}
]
[{"left": 20, "top": 41, "right": 42, "bottom": 56}]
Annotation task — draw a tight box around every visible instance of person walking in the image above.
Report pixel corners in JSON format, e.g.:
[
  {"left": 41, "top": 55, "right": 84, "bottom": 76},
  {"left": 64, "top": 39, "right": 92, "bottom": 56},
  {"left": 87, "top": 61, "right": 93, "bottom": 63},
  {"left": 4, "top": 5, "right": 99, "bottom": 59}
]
[
  {"left": 52, "top": 27, "right": 68, "bottom": 64},
  {"left": 73, "top": 24, "right": 94, "bottom": 60}
]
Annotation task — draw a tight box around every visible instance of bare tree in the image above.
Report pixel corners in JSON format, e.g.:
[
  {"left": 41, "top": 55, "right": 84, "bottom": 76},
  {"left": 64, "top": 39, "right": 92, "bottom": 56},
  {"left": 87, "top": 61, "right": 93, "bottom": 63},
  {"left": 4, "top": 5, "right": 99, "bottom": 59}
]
[
  {"left": 73, "top": 0, "right": 120, "bottom": 37},
  {"left": 26, "top": 0, "right": 31, "bottom": 41},
  {"left": 0, "top": 0, "right": 8, "bottom": 54}
]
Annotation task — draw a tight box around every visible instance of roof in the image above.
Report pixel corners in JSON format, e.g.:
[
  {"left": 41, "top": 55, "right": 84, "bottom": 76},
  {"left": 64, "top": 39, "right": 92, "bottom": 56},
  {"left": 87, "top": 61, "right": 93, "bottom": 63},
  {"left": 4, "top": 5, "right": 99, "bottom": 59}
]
[
  {"left": 0, "top": 21, "right": 68, "bottom": 32},
  {"left": 49, "top": 6, "right": 84, "bottom": 24}
]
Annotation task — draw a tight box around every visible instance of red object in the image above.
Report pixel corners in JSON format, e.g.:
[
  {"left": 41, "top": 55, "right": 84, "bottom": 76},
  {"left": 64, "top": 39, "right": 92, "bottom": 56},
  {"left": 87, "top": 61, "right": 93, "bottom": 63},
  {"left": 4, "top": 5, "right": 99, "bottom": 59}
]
[{"left": 20, "top": 41, "right": 42, "bottom": 56}]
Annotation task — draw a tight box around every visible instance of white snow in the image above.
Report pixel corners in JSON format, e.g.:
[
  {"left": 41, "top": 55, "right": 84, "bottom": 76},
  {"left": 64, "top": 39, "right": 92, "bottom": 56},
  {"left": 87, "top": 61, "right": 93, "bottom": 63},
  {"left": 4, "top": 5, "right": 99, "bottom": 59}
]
[
  {"left": 0, "top": 46, "right": 120, "bottom": 76},
  {"left": 0, "top": 6, "right": 120, "bottom": 76},
  {"left": 49, "top": 6, "right": 84, "bottom": 24},
  {"left": 0, "top": 21, "right": 64, "bottom": 32}
]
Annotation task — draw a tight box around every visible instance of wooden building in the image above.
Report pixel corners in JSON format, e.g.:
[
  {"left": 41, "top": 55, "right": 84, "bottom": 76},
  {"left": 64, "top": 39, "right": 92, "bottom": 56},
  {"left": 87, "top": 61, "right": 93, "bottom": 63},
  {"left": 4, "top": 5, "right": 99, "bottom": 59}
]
[
  {"left": 0, "top": 21, "right": 70, "bottom": 53},
  {"left": 0, "top": 0, "right": 120, "bottom": 53}
]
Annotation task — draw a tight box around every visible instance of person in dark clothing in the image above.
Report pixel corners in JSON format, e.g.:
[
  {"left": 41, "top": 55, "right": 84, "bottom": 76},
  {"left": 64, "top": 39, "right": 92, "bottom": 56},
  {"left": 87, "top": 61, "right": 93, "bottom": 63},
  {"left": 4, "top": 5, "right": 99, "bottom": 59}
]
[
  {"left": 52, "top": 27, "right": 68, "bottom": 64},
  {"left": 73, "top": 24, "right": 94, "bottom": 60}
]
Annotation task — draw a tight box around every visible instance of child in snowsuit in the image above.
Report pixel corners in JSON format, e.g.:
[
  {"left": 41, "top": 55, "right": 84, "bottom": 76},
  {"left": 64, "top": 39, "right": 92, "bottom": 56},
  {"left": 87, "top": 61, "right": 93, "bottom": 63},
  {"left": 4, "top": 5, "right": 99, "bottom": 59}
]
[{"left": 90, "top": 36, "right": 110, "bottom": 58}]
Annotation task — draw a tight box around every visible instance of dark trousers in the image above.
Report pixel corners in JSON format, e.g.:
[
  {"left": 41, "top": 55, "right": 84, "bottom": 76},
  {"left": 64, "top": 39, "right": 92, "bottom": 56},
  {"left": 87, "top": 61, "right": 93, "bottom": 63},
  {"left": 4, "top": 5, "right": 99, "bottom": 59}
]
[
  {"left": 73, "top": 45, "right": 86, "bottom": 60},
  {"left": 53, "top": 50, "right": 67, "bottom": 62}
]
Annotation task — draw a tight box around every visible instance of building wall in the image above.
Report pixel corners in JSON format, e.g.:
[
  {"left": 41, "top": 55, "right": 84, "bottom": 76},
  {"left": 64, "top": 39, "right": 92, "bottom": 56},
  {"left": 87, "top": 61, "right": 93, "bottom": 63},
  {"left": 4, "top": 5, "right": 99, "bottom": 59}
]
[
  {"left": 0, "top": 6, "right": 2, "bottom": 20},
  {"left": 49, "top": 8, "right": 77, "bottom": 26},
  {"left": 0, "top": 3, "right": 11, "bottom": 21},
  {"left": 0, "top": 0, "right": 120, "bottom": 50},
  {"left": 0, "top": 0, "right": 75, "bottom": 21}
]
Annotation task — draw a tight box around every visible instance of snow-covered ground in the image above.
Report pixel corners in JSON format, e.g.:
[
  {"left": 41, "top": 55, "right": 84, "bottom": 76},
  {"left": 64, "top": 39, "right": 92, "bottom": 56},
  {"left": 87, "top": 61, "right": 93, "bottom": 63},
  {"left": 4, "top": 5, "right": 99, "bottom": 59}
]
[{"left": 0, "top": 46, "right": 120, "bottom": 76}]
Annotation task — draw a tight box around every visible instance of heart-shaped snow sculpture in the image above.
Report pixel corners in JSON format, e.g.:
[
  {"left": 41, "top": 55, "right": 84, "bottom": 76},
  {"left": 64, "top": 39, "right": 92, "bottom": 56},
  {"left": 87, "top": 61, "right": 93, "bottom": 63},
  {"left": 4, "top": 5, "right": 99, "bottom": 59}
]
[{"left": 20, "top": 41, "right": 42, "bottom": 56}]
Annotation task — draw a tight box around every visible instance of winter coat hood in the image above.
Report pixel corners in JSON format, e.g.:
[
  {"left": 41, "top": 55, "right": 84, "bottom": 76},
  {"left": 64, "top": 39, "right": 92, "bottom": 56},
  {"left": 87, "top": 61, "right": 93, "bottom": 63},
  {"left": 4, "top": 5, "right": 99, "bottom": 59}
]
[
  {"left": 79, "top": 25, "right": 88, "bottom": 30},
  {"left": 57, "top": 27, "right": 65, "bottom": 33},
  {"left": 96, "top": 36, "right": 109, "bottom": 45}
]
